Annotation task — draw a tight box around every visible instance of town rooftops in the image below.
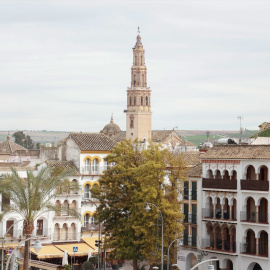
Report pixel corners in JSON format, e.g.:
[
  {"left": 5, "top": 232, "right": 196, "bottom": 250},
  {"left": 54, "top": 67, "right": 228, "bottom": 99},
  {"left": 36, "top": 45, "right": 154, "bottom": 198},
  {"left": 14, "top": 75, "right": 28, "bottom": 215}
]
[
  {"left": 46, "top": 160, "right": 81, "bottom": 175},
  {"left": 0, "top": 136, "right": 27, "bottom": 154},
  {"left": 69, "top": 132, "right": 117, "bottom": 151},
  {"left": 202, "top": 145, "right": 270, "bottom": 160},
  {"left": 111, "top": 130, "right": 196, "bottom": 146}
]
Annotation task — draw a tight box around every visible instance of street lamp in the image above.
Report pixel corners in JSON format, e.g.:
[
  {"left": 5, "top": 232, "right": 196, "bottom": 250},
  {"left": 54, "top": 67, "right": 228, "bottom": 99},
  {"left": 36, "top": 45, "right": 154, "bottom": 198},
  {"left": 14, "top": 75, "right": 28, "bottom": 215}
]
[
  {"left": 5, "top": 237, "right": 43, "bottom": 270},
  {"left": 83, "top": 199, "right": 101, "bottom": 270},
  {"left": 190, "top": 258, "right": 219, "bottom": 270},
  {"left": 167, "top": 238, "right": 182, "bottom": 270},
  {"left": 145, "top": 202, "right": 164, "bottom": 270}
]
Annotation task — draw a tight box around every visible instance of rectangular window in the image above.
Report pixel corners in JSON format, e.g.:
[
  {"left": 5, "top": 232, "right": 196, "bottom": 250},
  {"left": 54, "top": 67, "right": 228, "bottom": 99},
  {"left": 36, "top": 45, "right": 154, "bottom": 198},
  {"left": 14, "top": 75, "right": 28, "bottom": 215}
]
[
  {"left": 184, "top": 203, "right": 188, "bottom": 223},
  {"left": 191, "top": 204, "right": 197, "bottom": 224},
  {"left": 183, "top": 226, "right": 189, "bottom": 246},
  {"left": 37, "top": 220, "right": 43, "bottom": 236},
  {"left": 191, "top": 181, "right": 197, "bottom": 200},
  {"left": 184, "top": 181, "right": 189, "bottom": 200},
  {"left": 6, "top": 220, "right": 14, "bottom": 237},
  {"left": 191, "top": 227, "right": 197, "bottom": 247}
]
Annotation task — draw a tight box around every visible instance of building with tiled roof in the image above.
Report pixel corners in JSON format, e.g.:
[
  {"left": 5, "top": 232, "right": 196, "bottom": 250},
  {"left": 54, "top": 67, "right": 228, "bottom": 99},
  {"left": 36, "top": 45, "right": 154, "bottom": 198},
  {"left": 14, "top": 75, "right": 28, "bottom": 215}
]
[
  {"left": 45, "top": 160, "right": 81, "bottom": 176},
  {"left": 0, "top": 136, "right": 27, "bottom": 154},
  {"left": 202, "top": 144, "right": 270, "bottom": 159},
  {"left": 185, "top": 143, "right": 270, "bottom": 270},
  {"left": 69, "top": 132, "right": 117, "bottom": 151},
  {"left": 111, "top": 129, "right": 196, "bottom": 151}
]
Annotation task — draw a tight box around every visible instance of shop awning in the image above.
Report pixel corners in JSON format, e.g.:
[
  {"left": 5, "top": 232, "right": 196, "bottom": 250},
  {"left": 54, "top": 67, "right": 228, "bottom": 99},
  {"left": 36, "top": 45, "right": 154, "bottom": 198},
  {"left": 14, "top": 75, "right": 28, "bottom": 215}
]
[
  {"left": 30, "top": 245, "right": 64, "bottom": 259},
  {"left": 55, "top": 243, "right": 92, "bottom": 257},
  {"left": 81, "top": 237, "right": 98, "bottom": 252}
]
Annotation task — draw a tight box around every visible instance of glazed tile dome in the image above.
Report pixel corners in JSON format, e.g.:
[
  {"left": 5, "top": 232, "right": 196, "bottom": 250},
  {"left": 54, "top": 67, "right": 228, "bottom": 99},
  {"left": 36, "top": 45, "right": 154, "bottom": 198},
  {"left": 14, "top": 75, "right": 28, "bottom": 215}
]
[{"left": 101, "top": 116, "right": 121, "bottom": 138}]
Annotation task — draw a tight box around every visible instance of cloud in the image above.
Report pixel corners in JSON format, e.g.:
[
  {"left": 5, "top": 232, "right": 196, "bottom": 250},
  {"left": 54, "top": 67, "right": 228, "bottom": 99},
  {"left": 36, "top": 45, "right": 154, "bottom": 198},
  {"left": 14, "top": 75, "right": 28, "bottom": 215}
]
[{"left": 0, "top": 1, "right": 269, "bottom": 132}]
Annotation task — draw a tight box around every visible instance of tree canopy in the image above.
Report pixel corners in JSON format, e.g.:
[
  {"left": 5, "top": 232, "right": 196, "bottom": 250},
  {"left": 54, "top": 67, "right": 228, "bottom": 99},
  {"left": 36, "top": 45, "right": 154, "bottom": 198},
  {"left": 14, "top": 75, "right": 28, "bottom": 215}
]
[
  {"left": 12, "top": 131, "right": 34, "bottom": 149},
  {"left": 91, "top": 140, "right": 187, "bottom": 270}
]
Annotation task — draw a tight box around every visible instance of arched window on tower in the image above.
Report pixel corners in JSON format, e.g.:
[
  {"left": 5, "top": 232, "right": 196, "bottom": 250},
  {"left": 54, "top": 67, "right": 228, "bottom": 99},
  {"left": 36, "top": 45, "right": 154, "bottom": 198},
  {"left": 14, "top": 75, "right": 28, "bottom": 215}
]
[
  {"left": 141, "top": 96, "right": 143, "bottom": 105},
  {"left": 146, "top": 96, "right": 148, "bottom": 105},
  {"left": 130, "top": 96, "right": 132, "bottom": 106},
  {"left": 134, "top": 96, "right": 136, "bottom": 105},
  {"left": 141, "top": 55, "right": 143, "bottom": 65}
]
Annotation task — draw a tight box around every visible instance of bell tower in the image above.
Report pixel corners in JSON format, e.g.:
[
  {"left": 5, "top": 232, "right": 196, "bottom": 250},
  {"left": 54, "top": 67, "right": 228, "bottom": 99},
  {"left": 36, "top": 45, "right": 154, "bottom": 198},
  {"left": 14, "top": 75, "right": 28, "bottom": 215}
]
[{"left": 125, "top": 29, "right": 152, "bottom": 141}]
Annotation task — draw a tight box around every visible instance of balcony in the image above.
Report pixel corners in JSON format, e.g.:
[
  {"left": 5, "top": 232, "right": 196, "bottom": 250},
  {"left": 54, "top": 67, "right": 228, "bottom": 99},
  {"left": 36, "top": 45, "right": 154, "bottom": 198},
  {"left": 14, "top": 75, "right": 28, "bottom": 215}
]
[
  {"left": 202, "top": 238, "right": 236, "bottom": 253},
  {"left": 55, "top": 208, "right": 81, "bottom": 217},
  {"left": 202, "top": 178, "right": 237, "bottom": 190},
  {"left": 81, "top": 166, "right": 101, "bottom": 175},
  {"left": 81, "top": 223, "right": 104, "bottom": 232},
  {"left": 53, "top": 232, "right": 81, "bottom": 242},
  {"left": 241, "top": 180, "right": 269, "bottom": 191},
  {"left": 202, "top": 208, "right": 236, "bottom": 221},
  {"left": 240, "top": 211, "right": 268, "bottom": 224}
]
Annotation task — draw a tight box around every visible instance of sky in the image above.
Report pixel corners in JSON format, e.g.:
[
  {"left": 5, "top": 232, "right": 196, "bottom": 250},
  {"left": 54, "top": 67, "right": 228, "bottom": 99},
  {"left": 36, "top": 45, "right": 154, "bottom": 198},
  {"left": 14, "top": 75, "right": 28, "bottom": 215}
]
[{"left": 1, "top": 0, "right": 270, "bottom": 132}]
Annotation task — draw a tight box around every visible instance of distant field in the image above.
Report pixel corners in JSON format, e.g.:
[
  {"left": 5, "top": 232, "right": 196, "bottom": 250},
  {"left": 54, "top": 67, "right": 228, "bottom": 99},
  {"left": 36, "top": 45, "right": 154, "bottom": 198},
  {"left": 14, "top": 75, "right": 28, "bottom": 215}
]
[
  {"left": 0, "top": 129, "right": 258, "bottom": 147},
  {"left": 182, "top": 130, "right": 258, "bottom": 146}
]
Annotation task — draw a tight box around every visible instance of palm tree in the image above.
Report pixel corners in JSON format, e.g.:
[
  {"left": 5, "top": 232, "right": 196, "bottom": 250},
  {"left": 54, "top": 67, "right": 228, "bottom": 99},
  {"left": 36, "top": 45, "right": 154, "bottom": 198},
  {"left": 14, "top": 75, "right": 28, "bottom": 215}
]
[{"left": 0, "top": 166, "right": 80, "bottom": 270}]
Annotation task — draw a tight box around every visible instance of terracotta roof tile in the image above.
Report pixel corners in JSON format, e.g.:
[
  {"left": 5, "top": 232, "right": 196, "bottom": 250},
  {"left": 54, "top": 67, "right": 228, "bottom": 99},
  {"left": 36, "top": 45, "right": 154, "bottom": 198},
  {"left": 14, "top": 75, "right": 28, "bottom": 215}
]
[
  {"left": 182, "top": 152, "right": 202, "bottom": 166},
  {"left": 46, "top": 160, "right": 81, "bottom": 175},
  {"left": 0, "top": 140, "right": 27, "bottom": 154},
  {"left": 202, "top": 145, "right": 270, "bottom": 159},
  {"left": 70, "top": 132, "right": 117, "bottom": 151},
  {"left": 188, "top": 164, "right": 202, "bottom": 177}
]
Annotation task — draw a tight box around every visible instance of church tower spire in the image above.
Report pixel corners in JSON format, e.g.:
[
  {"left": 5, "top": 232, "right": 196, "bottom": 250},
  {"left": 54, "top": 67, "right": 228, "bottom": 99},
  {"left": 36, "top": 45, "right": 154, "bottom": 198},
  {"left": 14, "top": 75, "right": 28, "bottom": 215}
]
[{"left": 125, "top": 30, "right": 152, "bottom": 141}]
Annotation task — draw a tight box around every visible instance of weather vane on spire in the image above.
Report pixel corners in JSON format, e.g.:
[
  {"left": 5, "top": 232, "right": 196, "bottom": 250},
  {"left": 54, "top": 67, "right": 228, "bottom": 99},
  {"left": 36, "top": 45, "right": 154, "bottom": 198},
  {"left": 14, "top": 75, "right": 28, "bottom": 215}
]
[{"left": 138, "top": 26, "right": 140, "bottom": 34}]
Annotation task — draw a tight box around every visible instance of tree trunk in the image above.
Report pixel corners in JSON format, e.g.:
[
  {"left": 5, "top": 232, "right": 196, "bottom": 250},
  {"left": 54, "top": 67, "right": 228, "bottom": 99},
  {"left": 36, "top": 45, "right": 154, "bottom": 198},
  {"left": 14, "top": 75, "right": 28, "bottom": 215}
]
[
  {"left": 132, "top": 258, "right": 138, "bottom": 270},
  {"left": 23, "top": 222, "right": 34, "bottom": 270}
]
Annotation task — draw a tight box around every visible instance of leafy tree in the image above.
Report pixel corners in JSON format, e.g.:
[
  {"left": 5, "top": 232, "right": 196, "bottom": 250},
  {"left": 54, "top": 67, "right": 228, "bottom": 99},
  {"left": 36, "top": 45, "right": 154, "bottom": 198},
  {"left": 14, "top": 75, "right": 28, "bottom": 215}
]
[
  {"left": 91, "top": 140, "right": 187, "bottom": 270},
  {"left": 36, "top": 142, "right": 41, "bottom": 149},
  {"left": 12, "top": 131, "right": 34, "bottom": 149},
  {"left": 0, "top": 167, "right": 80, "bottom": 270},
  {"left": 12, "top": 131, "right": 25, "bottom": 146}
]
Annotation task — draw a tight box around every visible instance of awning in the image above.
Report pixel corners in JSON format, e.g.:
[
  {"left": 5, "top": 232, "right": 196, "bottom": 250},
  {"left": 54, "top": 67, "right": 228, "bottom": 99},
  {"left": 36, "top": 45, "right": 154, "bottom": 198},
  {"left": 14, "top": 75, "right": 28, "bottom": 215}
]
[
  {"left": 30, "top": 245, "right": 64, "bottom": 259},
  {"left": 81, "top": 237, "right": 98, "bottom": 252},
  {"left": 55, "top": 243, "right": 92, "bottom": 257}
]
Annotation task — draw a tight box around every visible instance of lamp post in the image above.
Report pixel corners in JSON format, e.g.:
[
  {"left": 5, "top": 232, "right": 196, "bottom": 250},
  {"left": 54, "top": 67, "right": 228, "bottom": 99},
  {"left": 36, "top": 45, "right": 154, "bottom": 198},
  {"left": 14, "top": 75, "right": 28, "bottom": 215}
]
[
  {"left": 5, "top": 237, "right": 42, "bottom": 270},
  {"left": 83, "top": 199, "right": 101, "bottom": 270},
  {"left": 166, "top": 238, "right": 182, "bottom": 270},
  {"left": 190, "top": 258, "right": 219, "bottom": 270},
  {"left": 1, "top": 219, "right": 24, "bottom": 270},
  {"left": 145, "top": 202, "right": 164, "bottom": 270}
]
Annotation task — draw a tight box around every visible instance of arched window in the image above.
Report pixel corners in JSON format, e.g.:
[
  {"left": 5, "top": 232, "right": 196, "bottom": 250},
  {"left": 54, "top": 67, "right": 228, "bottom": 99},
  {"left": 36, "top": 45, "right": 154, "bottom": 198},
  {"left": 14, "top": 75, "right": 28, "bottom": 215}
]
[
  {"left": 84, "top": 213, "right": 90, "bottom": 229},
  {"left": 146, "top": 96, "right": 148, "bottom": 105},
  {"left": 53, "top": 224, "right": 60, "bottom": 241},
  {"left": 134, "top": 96, "right": 136, "bottom": 105},
  {"left": 141, "top": 96, "right": 143, "bottom": 105},
  {"left": 130, "top": 96, "right": 132, "bottom": 105},
  {"left": 84, "top": 184, "right": 90, "bottom": 200},
  {"left": 62, "top": 200, "right": 69, "bottom": 216},
  {"left": 92, "top": 158, "right": 99, "bottom": 174},
  {"left": 91, "top": 216, "right": 96, "bottom": 224},
  {"left": 61, "top": 223, "right": 68, "bottom": 241},
  {"left": 85, "top": 158, "right": 90, "bottom": 174}
]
